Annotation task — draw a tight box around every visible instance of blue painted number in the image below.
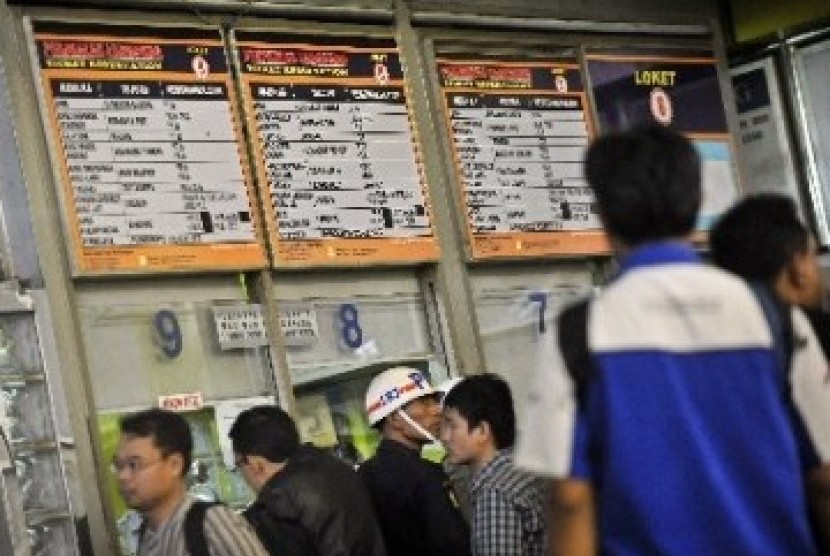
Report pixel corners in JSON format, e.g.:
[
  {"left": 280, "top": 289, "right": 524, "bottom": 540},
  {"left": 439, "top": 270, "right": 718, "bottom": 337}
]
[
  {"left": 154, "top": 310, "right": 182, "bottom": 358},
  {"left": 528, "top": 292, "right": 547, "bottom": 333},
  {"left": 338, "top": 303, "right": 363, "bottom": 349}
]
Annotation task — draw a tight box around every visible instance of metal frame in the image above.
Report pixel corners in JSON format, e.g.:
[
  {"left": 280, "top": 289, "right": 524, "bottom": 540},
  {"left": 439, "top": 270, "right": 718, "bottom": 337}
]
[
  {"left": 410, "top": 12, "right": 710, "bottom": 35},
  {"left": 0, "top": 57, "right": 40, "bottom": 287},
  {"left": 0, "top": 425, "right": 31, "bottom": 556},
  {"left": 0, "top": 285, "right": 80, "bottom": 556},
  {"left": 782, "top": 34, "right": 830, "bottom": 245}
]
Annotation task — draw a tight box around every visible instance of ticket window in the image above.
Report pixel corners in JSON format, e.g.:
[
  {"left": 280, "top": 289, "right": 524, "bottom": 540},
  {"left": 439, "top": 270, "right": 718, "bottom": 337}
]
[
  {"left": 278, "top": 273, "right": 450, "bottom": 466},
  {"left": 75, "top": 279, "right": 274, "bottom": 555},
  {"left": 470, "top": 266, "right": 594, "bottom": 419}
]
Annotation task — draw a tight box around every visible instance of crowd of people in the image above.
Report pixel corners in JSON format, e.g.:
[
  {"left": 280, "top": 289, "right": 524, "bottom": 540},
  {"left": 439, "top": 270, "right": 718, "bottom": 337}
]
[{"left": 111, "top": 124, "right": 830, "bottom": 556}]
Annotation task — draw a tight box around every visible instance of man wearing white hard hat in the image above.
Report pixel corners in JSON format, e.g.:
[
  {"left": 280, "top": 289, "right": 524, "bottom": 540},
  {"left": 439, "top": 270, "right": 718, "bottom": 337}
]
[{"left": 358, "top": 367, "right": 471, "bottom": 556}]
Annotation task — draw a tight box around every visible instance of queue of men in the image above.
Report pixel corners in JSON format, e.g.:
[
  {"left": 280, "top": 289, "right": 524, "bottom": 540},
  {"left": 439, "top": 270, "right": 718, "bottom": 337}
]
[{"left": 113, "top": 123, "right": 830, "bottom": 556}]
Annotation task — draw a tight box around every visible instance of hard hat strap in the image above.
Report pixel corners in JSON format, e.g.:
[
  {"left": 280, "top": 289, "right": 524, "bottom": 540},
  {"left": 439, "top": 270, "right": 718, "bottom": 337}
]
[{"left": 396, "top": 408, "right": 438, "bottom": 444}]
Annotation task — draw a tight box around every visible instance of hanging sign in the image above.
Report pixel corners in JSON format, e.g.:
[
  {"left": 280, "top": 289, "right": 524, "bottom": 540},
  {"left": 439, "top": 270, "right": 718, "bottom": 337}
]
[
  {"left": 437, "top": 56, "right": 606, "bottom": 259},
  {"left": 279, "top": 306, "right": 319, "bottom": 348},
  {"left": 31, "top": 22, "right": 266, "bottom": 274},
  {"left": 211, "top": 304, "right": 268, "bottom": 350},
  {"left": 585, "top": 51, "right": 738, "bottom": 230},
  {"left": 159, "top": 391, "right": 204, "bottom": 412},
  {"left": 730, "top": 58, "right": 801, "bottom": 205},
  {"left": 234, "top": 32, "right": 439, "bottom": 266}
]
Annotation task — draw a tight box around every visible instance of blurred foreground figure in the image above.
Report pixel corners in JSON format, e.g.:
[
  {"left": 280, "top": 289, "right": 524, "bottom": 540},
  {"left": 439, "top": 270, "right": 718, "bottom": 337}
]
[
  {"left": 710, "top": 192, "right": 830, "bottom": 551},
  {"left": 710, "top": 192, "right": 830, "bottom": 356},
  {"left": 517, "top": 124, "right": 830, "bottom": 556}
]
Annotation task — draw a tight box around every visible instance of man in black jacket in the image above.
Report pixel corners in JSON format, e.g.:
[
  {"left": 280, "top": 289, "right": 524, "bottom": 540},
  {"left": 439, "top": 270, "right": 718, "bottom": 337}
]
[
  {"left": 229, "top": 405, "right": 386, "bottom": 556},
  {"left": 358, "top": 366, "right": 471, "bottom": 556}
]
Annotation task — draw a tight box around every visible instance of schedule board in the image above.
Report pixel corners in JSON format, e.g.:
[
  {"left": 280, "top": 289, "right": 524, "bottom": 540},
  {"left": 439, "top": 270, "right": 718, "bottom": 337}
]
[
  {"left": 585, "top": 51, "right": 738, "bottom": 230},
  {"left": 437, "top": 57, "right": 605, "bottom": 259},
  {"left": 235, "top": 33, "right": 439, "bottom": 266},
  {"left": 31, "top": 22, "right": 266, "bottom": 274}
]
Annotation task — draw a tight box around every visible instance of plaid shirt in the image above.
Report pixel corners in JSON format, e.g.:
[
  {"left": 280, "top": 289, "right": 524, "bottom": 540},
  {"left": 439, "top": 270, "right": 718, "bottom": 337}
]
[{"left": 470, "top": 449, "right": 547, "bottom": 556}]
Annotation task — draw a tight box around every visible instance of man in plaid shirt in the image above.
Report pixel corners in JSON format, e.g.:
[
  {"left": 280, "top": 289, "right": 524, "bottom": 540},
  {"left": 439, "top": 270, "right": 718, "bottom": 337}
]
[{"left": 441, "top": 375, "right": 547, "bottom": 556}]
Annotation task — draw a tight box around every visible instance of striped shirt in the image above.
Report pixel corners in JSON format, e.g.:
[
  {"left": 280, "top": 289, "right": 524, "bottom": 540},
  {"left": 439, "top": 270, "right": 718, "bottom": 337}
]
[
  {"left": 138, "top": 495, "right": 269, "bottom": 556},
  {"left": 470, "top": 449, "right": 546, "bottom": 556}
]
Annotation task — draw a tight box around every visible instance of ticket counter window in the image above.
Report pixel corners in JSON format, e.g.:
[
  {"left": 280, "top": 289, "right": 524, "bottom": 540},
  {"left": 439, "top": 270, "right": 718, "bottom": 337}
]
[
  {"left": 77, "top": 295, "right": 274, "bottom": 555},
  {"left": 473, "top": 284, "right": 588, "bottom": 419},
  {"left": 283, "top": 292, "right": 449, "bottom": 465}
]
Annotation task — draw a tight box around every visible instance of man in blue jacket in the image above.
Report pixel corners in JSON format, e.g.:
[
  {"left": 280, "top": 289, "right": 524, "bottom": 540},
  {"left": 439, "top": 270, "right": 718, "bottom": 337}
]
[{"left": 517, "top": 124, "right": 830, "bottom": 555}]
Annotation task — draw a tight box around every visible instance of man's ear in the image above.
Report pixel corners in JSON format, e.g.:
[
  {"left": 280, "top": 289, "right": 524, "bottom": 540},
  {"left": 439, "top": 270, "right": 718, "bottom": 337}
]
[
  {"left": 777, "top": 256, "right": 810, "bottom": 305},
  {"left": 788, "top": 251, "right": 823, "bottom": 306},
  {"left": 166, "top": 451, "right": 185, "bottom": 477},
  {"left": 474, "top": 420, "right": 493, "bottom": 441},
  {"left": 788, "top": 254, "right": 807, "bottom": 286},
  {"left": 247, "top": 455, "right": 287, "bottom": 487},
  {"left": 782, "top": 259, "right": 801, "bottom": 291},
  {"left": 246, "top": 455, "right": 268, "bottom": 477}
]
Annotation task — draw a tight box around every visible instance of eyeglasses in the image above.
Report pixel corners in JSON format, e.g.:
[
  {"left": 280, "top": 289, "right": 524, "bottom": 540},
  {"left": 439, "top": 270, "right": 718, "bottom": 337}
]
[
  {"left": 232, "top": 455, "right": 248, "bottom": 473},
  {"left": 110, "top": 457, "right": 164, "bottom": 475}
]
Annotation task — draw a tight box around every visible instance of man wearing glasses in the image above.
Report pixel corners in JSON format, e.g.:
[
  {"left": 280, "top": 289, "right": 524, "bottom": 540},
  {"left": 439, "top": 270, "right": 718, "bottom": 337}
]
[{"left": 113, "top": 408, "right": 269, "bottom": 556}]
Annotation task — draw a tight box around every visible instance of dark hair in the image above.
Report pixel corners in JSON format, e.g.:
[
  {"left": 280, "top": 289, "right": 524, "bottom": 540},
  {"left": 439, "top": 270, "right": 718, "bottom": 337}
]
[
  {"left": 442, "top": 374, "right": 515, "bottom": 449},
  {"left": 229, "top": 405, "right": 300, "bottom": 464},
  {"left": 585, "top": 123, "right": 701, "bottom": 246},
  {"left": 120, "top": 408, "right": 192, "bottom": 476},
  {"left": 709, "top": 193, "right": 811, "bottom": 282}
]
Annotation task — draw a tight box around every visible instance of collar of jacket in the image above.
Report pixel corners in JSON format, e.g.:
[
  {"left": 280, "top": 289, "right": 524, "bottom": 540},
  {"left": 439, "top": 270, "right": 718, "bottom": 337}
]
[{"left": 377, "top": 437, "right": 422, "bottom": 458}]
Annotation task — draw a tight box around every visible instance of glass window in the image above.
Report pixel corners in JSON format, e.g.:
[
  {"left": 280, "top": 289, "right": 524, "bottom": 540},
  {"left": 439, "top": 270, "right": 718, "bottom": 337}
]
[
  {"left": 284, "top": 291, "right": 448, "bottom": 466},
  {"left": 474, "top": 284, "right": 587, "bottom": 420},
  {"left": 77, "top": 290, "right": 274, "bottom": 554}
]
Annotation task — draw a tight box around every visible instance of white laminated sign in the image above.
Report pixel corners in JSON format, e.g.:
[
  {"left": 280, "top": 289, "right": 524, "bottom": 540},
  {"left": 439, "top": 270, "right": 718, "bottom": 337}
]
[{"left": 212, "top": 304, "right": 268, "bottom": 350}]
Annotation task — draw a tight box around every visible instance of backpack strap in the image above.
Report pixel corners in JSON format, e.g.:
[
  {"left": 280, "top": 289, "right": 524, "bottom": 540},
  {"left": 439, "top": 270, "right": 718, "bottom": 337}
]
[
  {"left": 184, "top": 501, "right": 221, "bottom": 556},
  {"left": 749, "top": 283, "right": 794, "bottom": 377},
  {"left": 557, "top": 298, "right": 596, "bottom": 400}
]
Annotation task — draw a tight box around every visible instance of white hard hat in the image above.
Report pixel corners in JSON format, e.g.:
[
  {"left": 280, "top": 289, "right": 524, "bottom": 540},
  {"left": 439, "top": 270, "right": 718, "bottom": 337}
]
[{"left": 365, "top": 366, "right": 436, "bottom": 426}]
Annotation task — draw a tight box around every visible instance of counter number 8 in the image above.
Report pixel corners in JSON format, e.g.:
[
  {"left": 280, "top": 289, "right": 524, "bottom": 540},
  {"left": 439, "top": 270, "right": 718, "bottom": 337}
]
[{"left": 338, "top": 303, "right": 363, "bottom": 349}]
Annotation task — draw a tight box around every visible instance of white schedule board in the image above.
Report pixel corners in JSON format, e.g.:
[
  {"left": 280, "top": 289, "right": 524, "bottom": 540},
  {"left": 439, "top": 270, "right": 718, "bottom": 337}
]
[
  {"left": 437, "top": 56, "right": 606, "bottom": 259},
  {"left": 31, "top": 22, "right": 266, "bottom": 274},
  {"left": 234, "top": 32, "right": 439, "bottom": 266}
]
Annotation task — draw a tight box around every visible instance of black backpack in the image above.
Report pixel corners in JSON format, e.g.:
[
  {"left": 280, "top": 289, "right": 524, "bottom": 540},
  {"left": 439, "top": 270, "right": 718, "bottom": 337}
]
[{"left": 183, "top": 501, "right": 221, "bottom": 556}]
